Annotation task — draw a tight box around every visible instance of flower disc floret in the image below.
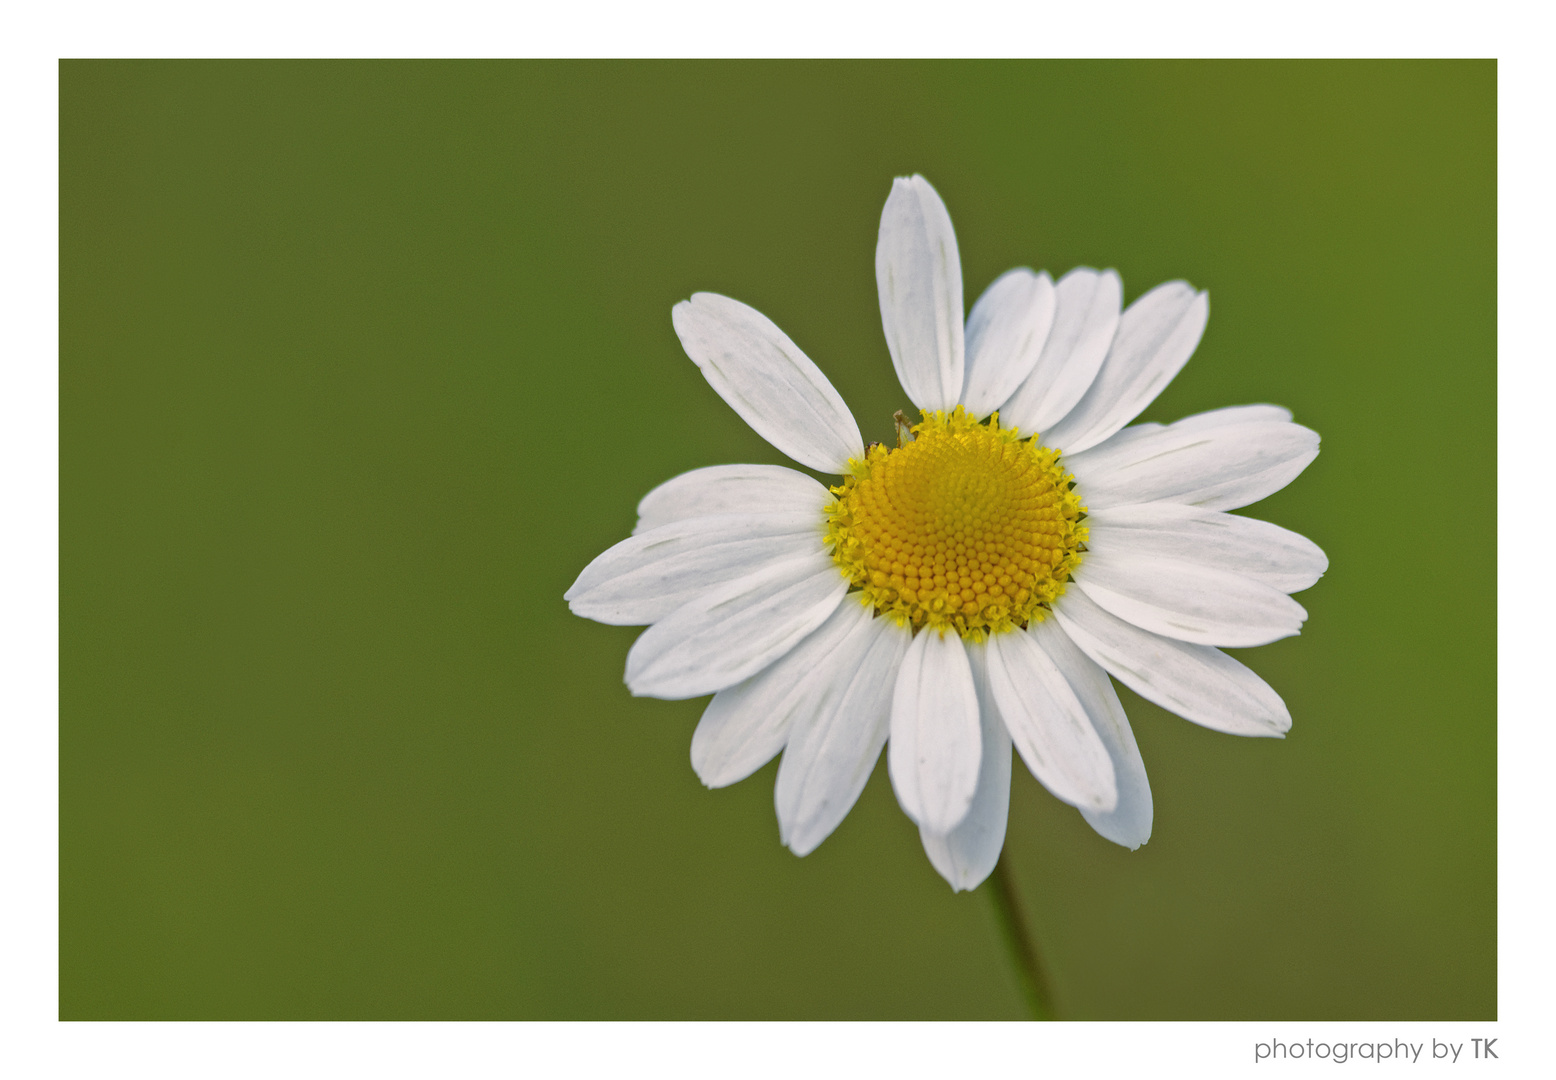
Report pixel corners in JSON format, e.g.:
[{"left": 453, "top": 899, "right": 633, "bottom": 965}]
[{"left": 825, "top": 406, "right": 1086, "bottom": 639}]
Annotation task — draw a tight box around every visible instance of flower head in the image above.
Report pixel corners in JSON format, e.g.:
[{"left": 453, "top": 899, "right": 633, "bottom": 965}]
[{"left": 566, "top": 176, "right": 1325, "bottom": 890}]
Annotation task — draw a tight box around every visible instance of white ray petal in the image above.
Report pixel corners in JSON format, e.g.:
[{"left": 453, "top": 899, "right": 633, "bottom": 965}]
[
  {"left": 986, "top": 625, "right": 1117, "bottom": 812},
  {"left": 776, "top": 613, "right": 911, "bottom": 856},
  {"left": 1041, "top": 282, "right": 1209, "bottom": 454},
  {"left": 918, "top": 640, "right": 1013, "bottom": 891},
  {"left": 567, "top": 512, "right": 826, "bottom": 626},
  {"left": 1168, "top": 403, "right": 1293, "bottom": 430},
  {"left": 998, "top": 267, "right": 1122, "bottom": 436},
  {"left": 961, "top": 268, "right": 1054, "bottom": 419},
  {"left": 888, "top": 629, "right": 982, "bottom": 834},
  {"left": 624, "top": 551, "right": 848, "bottom": 700},
  {"left": 673, "top": 292, "right": 864, "bottom": 474},
  {"left": 1068, "top": 413, "right": 1320, "bottom": 511},
  {"left": 1027, "top": 618, "right": 1152, "bottom": 849},
  {"left": 875, "top": 175, "right": 965, "bottom": 412},
  {"left": 1053, "top": 587, "right": 1291, "bottom": 738},
  {"left": 634, "top": 464, "right": 832, "bottom": 535},
  {"left": 691, "top": 600, "right": 872, "bottom": 789},
  {"left": 1075, "top": 548, "right": 1308, "bottom": 648},
  {"left": 1086, "top": 502, "right": 1327, "bottom": 594}
]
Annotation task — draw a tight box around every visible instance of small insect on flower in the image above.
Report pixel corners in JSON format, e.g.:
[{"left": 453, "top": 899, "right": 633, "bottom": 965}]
[{"left": 566, "top": 176, "right": 1325, "bottom": 891}]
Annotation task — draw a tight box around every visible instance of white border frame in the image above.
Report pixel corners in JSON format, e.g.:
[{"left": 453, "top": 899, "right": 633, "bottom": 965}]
[{"left": 7, "top": 4, "right": 1543, "bottom": 1076}]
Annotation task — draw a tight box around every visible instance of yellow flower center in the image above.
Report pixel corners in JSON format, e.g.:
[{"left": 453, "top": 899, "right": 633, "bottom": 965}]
[{"left": 825, "top": 407, "right": 1086, "bottom": 640}]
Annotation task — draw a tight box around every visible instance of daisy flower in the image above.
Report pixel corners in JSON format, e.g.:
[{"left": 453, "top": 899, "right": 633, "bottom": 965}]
[{"left": 567, "top": 176, "right": 1324, "bottom": 891}]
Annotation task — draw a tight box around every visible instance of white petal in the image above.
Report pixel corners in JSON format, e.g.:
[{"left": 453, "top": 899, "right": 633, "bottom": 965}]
[
  {"left": 986, "top": 625, "right": 1117, "bottom": 813},
  {"left": 998, "top": 267, "right": 1123, "bottom": 437},
  {"left": 1053, "top": 587, "right": 1291, "bottom": 738},
  {"left": 888, "top": 629, "right": 982, "bottom": 833},
  {"left": 691, "top": 600, "right": 873, "bottom": 789},
  {"left": 961, "top": 268, "right": 1055, "bottom": 419},
  {"left": 1073, "top": 419, "right": 1163, "bottom": 454},
  {"left": 875, "top": 175, "right": 965, "bottom": 412},
  {"left": 1068, "top": 413, "right": 1321, "bottom": 511},
  {"left": 672, "top": 292, "right": 864, "bottom": 474},
  {"left": 567, "top": 512, "right": 826, "bottom": 626},
  {"left": 1086, "top": 502, "right": 1328, "bottom": 594},
  {"left": 775, "top": 613, "right": 911, "bottom": 856},
  {"left": 918, "top": 640, "right": 1013, "bottom": 891},
  {"left": 1040, "top": 282, "right": 1209, "bottom": 454},
  {"left": 1026, "top": 619, "right": 1151, "bottom": 849},
  {"left": 634, "top": 464, "right": 832, "bottom": 535},
  {"left": 624, "top": 551, "right": 848, "bottom": 700},
  {"left": 1075, "top": 548, "right": 1308, "bottom": 648},
  {"left": 1168, "top": 403, "right": 1293, "bottom": 431}
]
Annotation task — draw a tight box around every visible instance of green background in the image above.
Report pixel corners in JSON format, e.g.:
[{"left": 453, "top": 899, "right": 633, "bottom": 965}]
[{"left": 61, "top": 61, "right": 1495, "bottom": 1019}]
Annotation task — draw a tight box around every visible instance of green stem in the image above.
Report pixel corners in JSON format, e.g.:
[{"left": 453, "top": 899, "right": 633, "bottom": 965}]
[{"left": 988, "top": 854, "right": 1058, "bottom": 1020}]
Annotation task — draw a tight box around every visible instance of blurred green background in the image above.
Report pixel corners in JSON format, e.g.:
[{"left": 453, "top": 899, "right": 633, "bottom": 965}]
[{"left": 60, "top": 61, "right": 1495, "bottom": 1019}]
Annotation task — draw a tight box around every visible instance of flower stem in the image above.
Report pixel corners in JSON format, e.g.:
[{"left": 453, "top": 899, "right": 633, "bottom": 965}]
[{"left": 988, "top": 854, "right": 1058, "bottom": 1020}]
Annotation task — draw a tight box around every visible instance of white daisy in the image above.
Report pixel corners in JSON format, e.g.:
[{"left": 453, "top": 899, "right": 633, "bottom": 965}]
[{"left": 567, "top": 176, "right": 1325, "bottom": 891}]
